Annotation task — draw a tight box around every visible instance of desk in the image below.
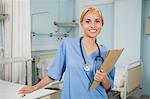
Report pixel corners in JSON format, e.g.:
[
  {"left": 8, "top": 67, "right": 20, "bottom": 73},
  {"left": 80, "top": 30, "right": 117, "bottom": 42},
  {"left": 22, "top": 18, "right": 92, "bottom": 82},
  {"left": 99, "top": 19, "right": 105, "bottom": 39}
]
[
  {"left": 0, "top": 57, "right": 32, "bottom": 85},
  {"left": 0, "top": 80, "right": 57, "bottom": 99}
]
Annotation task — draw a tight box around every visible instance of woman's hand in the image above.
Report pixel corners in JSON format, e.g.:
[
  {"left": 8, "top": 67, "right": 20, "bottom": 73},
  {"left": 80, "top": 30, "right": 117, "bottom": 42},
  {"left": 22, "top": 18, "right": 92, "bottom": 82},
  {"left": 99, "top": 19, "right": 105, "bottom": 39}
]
[
  {"left": 94, "top": 70, "right": 107, "bottom": 82},
  {"left": 18, "top": 75, "right": 54, "bottom": 95},
  {"left": 94, "top": 70, "right": 111, "bottom": 89},
  {"left": 19, "top": 86, "right": 36, "bottom": 94}
]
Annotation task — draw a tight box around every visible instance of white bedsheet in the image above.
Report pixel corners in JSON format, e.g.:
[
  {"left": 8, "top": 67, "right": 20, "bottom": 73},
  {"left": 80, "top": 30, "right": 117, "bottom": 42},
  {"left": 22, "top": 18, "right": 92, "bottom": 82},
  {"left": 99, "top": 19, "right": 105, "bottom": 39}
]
[
  {"left": 36, "top": 54, "right": 55, "bottom": 79},
  {"left": 114, "top": 67, "right": 126, "bottom": 88}
]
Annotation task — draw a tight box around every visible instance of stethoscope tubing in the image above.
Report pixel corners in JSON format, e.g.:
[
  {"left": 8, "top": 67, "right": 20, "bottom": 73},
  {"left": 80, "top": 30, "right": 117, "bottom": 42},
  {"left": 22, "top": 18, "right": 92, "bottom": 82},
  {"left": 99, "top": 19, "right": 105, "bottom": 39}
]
[{"left": 80, "top": 36, "right": 104, "bottom": 71}]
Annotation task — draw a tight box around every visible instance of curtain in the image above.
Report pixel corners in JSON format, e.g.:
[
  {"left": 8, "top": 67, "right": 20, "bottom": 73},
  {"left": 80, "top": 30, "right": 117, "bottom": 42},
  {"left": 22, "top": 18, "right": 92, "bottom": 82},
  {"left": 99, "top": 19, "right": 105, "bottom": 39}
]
[
  {"left": 4, "top": 0, "right": 32, "bottom": 85},
  {"left": 0, "top": 20, "right": 5, "bottom": 79},
  {"left": 0, "top": 0, "right": 7, "bottom": 80}
]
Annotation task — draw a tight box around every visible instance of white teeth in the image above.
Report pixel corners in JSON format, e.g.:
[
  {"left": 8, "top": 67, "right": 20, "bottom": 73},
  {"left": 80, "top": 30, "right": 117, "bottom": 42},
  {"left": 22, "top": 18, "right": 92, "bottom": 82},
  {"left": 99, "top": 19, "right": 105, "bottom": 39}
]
[{"left": 90, "top": 29, "right": 96, "bottom": 33}]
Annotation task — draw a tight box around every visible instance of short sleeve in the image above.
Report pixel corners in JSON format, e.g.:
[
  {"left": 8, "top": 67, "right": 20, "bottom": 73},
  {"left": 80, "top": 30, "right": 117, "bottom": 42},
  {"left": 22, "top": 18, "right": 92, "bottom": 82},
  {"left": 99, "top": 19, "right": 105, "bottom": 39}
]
[{"left": 47, "top": 39, "right": 67, "bottom": 81}]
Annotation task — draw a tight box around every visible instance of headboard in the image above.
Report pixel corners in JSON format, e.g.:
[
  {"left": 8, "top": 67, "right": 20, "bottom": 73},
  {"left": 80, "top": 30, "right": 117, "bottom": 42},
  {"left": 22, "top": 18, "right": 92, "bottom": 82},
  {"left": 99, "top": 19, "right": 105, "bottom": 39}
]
[{"left": 127, "top": 61, "right": 142, "bottom": 93}]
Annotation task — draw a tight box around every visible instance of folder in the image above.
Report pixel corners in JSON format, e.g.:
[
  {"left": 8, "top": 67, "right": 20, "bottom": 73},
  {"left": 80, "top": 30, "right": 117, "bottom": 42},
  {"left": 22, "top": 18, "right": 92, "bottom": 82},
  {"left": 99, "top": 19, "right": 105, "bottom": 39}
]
[{"left": 91, "top": 48, "right": 124, "bottom": 89}]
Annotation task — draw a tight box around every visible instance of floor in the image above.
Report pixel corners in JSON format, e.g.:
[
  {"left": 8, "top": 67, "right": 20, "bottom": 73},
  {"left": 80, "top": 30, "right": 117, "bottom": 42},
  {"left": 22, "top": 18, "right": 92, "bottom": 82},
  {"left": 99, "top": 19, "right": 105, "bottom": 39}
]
[
  {"left": 108, "top": 91, "right": 150, "bottom": 99},
  {"left": 128, "top": 96, "right": 150, "bottom": 99}
]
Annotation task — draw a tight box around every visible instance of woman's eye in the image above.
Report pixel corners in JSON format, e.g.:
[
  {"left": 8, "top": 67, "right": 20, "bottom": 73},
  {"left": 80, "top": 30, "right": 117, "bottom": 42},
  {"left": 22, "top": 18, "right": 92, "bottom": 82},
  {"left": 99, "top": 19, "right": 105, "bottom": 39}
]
[
  {"left": 96, "top": 20, "right": 100, "bottom": 23},
  {"left": 85, "top": 21, "right": 90, "bottom": 23}
]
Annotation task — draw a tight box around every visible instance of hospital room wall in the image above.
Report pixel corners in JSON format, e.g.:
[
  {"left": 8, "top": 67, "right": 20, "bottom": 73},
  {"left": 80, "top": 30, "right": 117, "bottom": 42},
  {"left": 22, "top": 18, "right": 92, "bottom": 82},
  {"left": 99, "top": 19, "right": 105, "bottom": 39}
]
[
  {"left": 114, "top": 0, "right": 150, "bottom": 96},
  {"left": 114, "top": 0, "right": 142, "bottom": 66},
  {"left": 141, "top": 0, "right": 150, "bottom": 96},
  {"left": 31, "top": 0, "right": 75, "bottom": 57}
]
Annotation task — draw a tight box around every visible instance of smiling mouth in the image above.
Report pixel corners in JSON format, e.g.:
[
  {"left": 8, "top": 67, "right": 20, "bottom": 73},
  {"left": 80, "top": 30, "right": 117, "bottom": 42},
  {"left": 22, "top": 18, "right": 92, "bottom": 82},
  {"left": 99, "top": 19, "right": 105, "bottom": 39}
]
[{"left": 89, "top": 29, "right": 97, "bottom": 33}]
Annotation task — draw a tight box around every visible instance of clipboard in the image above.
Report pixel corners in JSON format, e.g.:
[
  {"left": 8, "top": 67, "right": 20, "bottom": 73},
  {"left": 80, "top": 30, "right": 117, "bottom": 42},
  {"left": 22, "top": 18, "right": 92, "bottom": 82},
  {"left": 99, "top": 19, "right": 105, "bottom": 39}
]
[{"left": 91, "top": 48, "right": 124, "bottom": 89}]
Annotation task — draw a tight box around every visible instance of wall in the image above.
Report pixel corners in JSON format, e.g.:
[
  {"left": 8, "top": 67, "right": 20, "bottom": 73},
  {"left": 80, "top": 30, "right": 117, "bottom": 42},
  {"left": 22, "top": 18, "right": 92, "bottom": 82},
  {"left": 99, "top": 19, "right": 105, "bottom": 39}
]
[
  {"left": 114, "top": 0, "right": 142, "bottom": 66},
  {"left": 141, "top": 0, "right": 150, "bottom": 96},
  {"left": 31, "top": 0, "right": 75, "bottom": 57}
]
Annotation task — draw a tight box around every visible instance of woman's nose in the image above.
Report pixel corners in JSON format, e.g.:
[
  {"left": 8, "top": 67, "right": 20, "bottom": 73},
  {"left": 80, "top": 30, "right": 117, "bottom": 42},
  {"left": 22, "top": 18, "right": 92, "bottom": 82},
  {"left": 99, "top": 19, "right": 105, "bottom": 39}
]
[{"left": 90, "top": 22, "right": 96, "bottom": 28}]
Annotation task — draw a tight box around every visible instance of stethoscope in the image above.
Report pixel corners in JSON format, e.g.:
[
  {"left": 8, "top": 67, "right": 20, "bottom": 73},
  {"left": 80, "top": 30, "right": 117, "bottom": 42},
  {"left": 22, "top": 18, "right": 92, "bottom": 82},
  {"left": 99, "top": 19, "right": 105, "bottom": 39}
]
[{"left": 80, "top": 36, "right": 104, "bottom": 72}]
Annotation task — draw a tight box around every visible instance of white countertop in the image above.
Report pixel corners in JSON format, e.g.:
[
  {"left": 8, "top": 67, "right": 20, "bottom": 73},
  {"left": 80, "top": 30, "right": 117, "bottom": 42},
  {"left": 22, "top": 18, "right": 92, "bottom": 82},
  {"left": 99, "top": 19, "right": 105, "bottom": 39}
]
[{"left": 0, "top": 80, "right": 56, "bottom": 99}]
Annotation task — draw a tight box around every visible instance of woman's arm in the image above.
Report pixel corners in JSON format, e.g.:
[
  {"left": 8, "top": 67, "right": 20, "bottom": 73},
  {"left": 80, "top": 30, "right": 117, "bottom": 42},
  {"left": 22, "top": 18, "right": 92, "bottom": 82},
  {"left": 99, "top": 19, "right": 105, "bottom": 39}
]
[
  {"left": 101, "top": 73, "right": 111, "bottom": 90},
  {"left": 94, "top": 70, "right": 111, "bottom": 90},
  {"left": 19, "top": 75, "right": 54, "bottom": 94}
]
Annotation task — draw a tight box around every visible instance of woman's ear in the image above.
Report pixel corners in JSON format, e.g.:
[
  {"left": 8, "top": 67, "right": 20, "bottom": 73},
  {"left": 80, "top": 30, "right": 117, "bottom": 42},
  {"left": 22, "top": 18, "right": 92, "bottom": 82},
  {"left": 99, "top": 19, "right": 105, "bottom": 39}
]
[{"left": 80, "top": 22, "right": 83, "bottom": 27}]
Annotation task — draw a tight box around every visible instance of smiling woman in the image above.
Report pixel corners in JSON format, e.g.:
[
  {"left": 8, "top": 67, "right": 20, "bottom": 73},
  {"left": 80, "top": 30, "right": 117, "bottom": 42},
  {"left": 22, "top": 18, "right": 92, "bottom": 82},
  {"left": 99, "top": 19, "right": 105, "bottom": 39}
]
[
  {"left": 79, "top": 1, "right": 114, "bottom": 49},
  {"left": 19, "top": 6, "right": 115, "bottom": 99},
  {"left": 80, "top": 7, "right": 104, "bottom": 39}
]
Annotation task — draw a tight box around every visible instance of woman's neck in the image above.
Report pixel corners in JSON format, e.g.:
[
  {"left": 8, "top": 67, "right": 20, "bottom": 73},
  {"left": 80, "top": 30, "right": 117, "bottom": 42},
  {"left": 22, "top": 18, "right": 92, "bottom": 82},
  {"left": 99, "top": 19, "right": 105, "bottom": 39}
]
[
  {"left": 82, "top": 36, "right": 96, "bottom": 47},
  {"left": 82, "top": 36, "right": 97, "bottom": 55}
]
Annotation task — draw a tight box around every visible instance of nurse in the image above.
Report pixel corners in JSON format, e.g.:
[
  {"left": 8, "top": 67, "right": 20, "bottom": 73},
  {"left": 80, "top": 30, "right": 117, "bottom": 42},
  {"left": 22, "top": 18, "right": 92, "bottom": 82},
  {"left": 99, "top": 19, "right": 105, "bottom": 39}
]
[{"left": 19, "top": 6, "right": 115, "bottom": 99}]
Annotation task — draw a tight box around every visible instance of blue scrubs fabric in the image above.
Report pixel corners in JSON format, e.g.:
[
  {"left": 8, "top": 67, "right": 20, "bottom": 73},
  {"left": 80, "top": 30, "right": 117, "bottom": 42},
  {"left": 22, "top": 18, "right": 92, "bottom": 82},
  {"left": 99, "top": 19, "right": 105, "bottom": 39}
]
[{"left": 48, "top": 37, "right": 115, "bottom": 99}]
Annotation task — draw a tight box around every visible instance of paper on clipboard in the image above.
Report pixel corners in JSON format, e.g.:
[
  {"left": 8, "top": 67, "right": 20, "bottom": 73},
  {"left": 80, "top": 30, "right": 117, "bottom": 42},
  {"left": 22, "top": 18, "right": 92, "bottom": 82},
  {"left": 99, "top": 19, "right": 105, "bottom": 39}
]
[{"left": 91, "top": 48, "right": 124, "bottom": 89}]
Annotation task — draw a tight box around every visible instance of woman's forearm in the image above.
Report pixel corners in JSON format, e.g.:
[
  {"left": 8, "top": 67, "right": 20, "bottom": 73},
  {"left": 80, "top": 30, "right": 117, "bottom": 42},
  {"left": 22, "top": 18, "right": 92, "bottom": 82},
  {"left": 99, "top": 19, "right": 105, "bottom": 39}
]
[
  {"left": 102, "top": 76, "right": 111, "bottom": 90},
  {"left": 33, "top": 75, "right": 54, "bottom": 91}
]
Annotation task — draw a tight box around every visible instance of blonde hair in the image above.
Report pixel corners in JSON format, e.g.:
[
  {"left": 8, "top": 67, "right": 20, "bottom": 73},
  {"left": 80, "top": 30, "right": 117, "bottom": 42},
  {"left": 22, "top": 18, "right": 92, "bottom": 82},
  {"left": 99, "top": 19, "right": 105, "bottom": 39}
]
[{"left": 80, "top": 6, "right": 104, "bottom": 26}]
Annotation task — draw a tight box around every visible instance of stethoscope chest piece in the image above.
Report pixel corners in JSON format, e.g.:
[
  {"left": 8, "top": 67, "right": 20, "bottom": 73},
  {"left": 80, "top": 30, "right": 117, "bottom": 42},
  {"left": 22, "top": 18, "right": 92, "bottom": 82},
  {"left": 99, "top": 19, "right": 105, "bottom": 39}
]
[
  {"left": 80, "top": 36, "right": 104, "bottom": 72},
  {"left": 84, "top": 64, "right": 90, "bottom": 72}
]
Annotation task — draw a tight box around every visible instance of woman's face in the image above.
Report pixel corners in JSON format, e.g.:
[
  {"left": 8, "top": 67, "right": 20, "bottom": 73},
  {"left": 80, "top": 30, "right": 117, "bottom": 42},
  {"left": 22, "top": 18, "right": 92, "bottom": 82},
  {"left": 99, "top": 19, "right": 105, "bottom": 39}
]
[{"left": 81, "top": 11, "right": 103, "bottom": 38}]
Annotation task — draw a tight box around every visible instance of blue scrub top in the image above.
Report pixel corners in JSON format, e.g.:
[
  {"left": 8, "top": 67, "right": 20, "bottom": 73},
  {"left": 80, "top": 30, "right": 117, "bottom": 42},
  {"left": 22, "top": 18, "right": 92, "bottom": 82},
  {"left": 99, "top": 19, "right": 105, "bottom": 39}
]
[{"left": 48, "top": 37, "right": 115, "bottom": 99}]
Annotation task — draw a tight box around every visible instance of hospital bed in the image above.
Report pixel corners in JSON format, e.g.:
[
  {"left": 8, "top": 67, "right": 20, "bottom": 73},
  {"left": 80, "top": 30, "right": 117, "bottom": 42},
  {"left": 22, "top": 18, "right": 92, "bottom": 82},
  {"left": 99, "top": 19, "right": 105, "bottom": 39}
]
[
  {"left": 0, "top": 79, "right": 60, "bottom": 99},
  {"left": 33, "top": 51, "right": 64, "bottom": 89},
  {"left": 112, "top": 60, "right": 143, "bottom": 99},
  {"left": 34, "top": 52, "right": 55, "bottom": 80}
]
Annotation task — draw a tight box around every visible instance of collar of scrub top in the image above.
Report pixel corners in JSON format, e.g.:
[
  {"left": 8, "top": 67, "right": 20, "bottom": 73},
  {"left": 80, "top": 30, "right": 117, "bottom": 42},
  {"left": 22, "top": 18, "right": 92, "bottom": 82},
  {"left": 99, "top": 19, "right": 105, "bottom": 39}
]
[{"left": 79, "top": 36, "right": 104, "bottom": 72}]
